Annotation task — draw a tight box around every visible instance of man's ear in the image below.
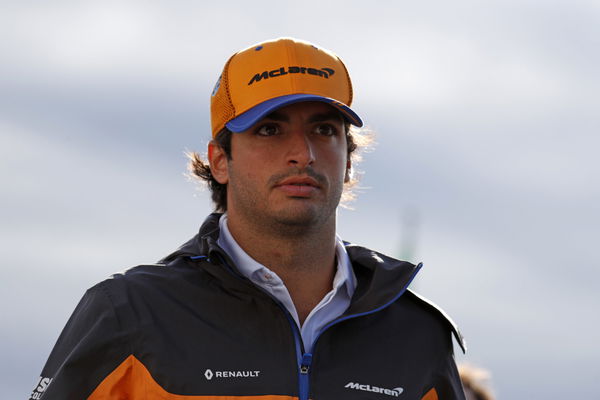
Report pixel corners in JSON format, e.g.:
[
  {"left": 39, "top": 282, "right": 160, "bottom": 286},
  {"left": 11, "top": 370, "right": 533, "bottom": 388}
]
[
  {"left": 208, "top": 141, "right": 229, "bottom": 184},
  {"left": 344, "top": 158, "right": 352, "bottom": 183}
]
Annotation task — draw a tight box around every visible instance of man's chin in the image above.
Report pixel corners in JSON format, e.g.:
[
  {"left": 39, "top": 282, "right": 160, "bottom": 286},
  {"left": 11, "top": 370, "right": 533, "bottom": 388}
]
[{"left": 270, "top": 205, "right": 331, "bottom": 232}]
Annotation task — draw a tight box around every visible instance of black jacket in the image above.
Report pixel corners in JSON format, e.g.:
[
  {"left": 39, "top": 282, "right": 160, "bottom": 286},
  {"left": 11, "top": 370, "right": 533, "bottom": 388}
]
[{"left": 31, "top": 213, "right": 466, "bottom": 400}]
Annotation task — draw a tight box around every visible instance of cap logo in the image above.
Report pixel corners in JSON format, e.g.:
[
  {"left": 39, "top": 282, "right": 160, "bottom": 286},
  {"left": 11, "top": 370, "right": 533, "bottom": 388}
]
[{"left": 248, "top": 66, "right": 335, "bottom": 85}]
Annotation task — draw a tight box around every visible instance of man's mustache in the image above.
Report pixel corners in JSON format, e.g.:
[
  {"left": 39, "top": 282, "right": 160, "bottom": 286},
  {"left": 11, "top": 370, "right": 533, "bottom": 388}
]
[{"left": 268, "top": 168, "right": 327, "bottom": 188}]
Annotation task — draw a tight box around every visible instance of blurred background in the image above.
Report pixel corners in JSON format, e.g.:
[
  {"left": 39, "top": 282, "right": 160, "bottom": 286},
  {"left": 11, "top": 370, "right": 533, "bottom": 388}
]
[{"left": 1, "top": 1, "right": 598, "bottom": 398}]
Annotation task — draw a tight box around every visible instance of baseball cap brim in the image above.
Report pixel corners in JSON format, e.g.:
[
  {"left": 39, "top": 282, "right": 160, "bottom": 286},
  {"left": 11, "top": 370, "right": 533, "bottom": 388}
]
[{"left": 225, "top": 94, "right": 363, "bottom": 133}]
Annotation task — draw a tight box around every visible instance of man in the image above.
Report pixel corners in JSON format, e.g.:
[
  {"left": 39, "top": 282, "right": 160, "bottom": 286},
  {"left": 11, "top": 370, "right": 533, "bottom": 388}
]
[{"left": 30, "top": 37, "right": 466, "bottom": 400}]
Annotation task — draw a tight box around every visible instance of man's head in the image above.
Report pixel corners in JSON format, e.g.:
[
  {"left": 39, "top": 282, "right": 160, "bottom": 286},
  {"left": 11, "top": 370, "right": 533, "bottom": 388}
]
[{"left": 189, "top": 38, "right": 368, "bottom": 216}]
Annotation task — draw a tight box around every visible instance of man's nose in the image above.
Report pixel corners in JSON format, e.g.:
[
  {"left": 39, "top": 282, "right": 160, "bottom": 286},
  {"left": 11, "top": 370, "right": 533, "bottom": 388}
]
[{"left": 286, "top": 131, "right": 315, "bottom": 168}]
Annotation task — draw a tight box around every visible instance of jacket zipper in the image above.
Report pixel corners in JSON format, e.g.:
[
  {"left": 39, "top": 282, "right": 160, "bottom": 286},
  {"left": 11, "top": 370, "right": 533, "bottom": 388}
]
[
  {"left": 298, "top": 353, "right": 312, "bottom": 400},
  {"left": 250, "top": 290, "right": 312, "bottom": 400},
  {"left": 277, "top": 297, "right": 311, "bottom": 400}
]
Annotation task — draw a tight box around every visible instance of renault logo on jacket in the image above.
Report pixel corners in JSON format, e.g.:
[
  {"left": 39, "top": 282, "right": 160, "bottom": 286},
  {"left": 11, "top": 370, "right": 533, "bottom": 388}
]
[{"left": 204, "top": 368, "right": 261, "bottom": 380}]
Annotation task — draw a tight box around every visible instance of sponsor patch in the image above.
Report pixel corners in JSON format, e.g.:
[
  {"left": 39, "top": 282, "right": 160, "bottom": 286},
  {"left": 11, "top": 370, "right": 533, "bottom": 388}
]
[
  {"left": 29, "top": 376, "right": 53, "bottom": 399},
  {"left": 345, "top": 381, "right": 404, "bottom": 397},
  {"left": 204, "top": 368, "right": 261, "bottom": 380}
]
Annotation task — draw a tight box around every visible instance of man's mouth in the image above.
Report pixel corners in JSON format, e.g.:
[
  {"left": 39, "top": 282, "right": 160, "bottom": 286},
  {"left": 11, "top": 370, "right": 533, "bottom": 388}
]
[
  {"left": 276, "top": 176, "right": 320, "bottom": 187},
  {"left": 275, "top": 176, "right": 320, "bottom": 197}
]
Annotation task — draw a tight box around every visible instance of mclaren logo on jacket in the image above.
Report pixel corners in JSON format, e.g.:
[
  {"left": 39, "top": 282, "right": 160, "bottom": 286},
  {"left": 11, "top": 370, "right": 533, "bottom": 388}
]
[{"left": 345, "top": 382, "right": 404, "bottom": 397}]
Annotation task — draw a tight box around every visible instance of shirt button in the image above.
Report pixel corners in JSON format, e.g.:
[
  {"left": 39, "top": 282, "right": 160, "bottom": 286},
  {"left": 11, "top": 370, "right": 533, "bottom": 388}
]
[{"left": 263, "top": 273, "right": 273, "bottom": 280}]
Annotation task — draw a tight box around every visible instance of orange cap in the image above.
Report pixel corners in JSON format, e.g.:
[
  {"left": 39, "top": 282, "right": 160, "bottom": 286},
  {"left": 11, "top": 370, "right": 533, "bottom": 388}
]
[{"left": 210, "top": 37, "right": 363, "bottom": 138}]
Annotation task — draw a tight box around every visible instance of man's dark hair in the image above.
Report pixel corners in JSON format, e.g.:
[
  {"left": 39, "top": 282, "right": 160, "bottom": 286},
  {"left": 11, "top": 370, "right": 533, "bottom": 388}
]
[
  {"left": 188, "top": 128, "right": 233, "bottom": 212},
  {"left": 188, "top": 124, "right": 370, "bottom": 212}
]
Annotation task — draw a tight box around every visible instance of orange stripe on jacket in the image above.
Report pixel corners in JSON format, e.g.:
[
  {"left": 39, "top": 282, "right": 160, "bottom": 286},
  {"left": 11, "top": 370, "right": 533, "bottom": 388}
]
[
  {"left": 88, "top": 355, "right": 296, "bottom": 400},
  {"left": 421, "top": 387, "right": 439, "bottom": 400}
]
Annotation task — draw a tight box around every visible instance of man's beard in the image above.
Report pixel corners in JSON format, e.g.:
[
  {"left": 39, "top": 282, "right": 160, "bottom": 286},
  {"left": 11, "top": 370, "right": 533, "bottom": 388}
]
[{"left": 228, "top": 167, "right": 343, "bottom": 237}]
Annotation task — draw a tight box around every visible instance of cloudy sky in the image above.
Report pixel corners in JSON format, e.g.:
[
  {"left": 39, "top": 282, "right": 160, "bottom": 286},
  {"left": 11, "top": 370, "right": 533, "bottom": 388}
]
[{"left": 1, "top": 1, "right": 599, "bottom": 398}]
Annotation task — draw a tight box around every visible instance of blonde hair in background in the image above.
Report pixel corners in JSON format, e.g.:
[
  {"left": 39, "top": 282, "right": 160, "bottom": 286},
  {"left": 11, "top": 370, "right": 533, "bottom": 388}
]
[{"left": 458, "top": 364, "right": 495, "bottom": 400}]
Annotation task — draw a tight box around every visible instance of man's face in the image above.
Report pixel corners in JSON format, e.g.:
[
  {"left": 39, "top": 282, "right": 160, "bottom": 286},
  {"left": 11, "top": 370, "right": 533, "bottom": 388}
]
[{"left": 211, "top": 101, "right": 350, "bottom": 234}]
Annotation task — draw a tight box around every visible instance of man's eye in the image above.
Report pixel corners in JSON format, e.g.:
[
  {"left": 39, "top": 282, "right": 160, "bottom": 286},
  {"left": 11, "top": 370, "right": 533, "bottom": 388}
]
[
  {"left": 255, "top": 124, "right": 280, "bottom": 136},
  {"left": 314, "top": 124, "right": 337, "bottom": 136}
]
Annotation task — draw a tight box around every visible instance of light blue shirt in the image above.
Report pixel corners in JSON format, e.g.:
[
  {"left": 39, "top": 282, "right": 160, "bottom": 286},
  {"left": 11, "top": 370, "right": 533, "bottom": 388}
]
[{"left": 217, "top": 214, "right": 356, "bottom": 354}]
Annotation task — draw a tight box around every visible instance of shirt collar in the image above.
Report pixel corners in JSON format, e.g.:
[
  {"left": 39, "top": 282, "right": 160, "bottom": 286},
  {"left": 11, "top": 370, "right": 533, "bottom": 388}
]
[{"left": 217, "top": 213, "right": 355, "bottom": 296}]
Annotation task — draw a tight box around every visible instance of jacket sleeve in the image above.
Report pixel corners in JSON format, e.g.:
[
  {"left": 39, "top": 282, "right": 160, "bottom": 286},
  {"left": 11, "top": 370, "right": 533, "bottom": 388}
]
[
  {"left": 29, "top": 282, "right": 132, "bottom": 400},
  {"left": 421, "top": 343, "right": 466, "bottom": 400}
]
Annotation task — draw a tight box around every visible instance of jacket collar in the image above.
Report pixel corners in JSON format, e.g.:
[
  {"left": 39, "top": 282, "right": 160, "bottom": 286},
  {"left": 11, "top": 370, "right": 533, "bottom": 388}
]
[
  {"left": 159, "top": 213, "right": 222, "bottom": 263},
  {"left": 343, "top": 243, "right": 420, "bottom": 316},
  {"left": 161, "top": 213, "right": 420, "bottom": 313}
]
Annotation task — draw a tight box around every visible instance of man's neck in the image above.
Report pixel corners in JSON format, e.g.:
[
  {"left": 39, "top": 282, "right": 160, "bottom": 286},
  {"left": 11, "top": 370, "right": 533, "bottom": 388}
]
[{"left": 225, "top": 211, "right": 337, "bottom": 324}]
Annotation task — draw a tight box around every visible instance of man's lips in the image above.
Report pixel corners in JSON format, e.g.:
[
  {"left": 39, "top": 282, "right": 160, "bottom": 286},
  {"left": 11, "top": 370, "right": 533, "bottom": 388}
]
[{"left": 274, "top": 176, "right": 320, "bottom": 197}]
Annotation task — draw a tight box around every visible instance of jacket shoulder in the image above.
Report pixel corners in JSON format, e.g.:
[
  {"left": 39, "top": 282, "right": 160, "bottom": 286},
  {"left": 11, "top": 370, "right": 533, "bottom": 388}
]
[
  {"left": 404, "top": 289, "right": 466, "bottom": 353},
  {"left": 108, "top": 260, "right": 195, "bottom": 284},
  {"left": 99, "top": 262, "right": 168, "bottom": 288},
  {"left": 91, "top": 262, "right": 187, "bottom": 306}
]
